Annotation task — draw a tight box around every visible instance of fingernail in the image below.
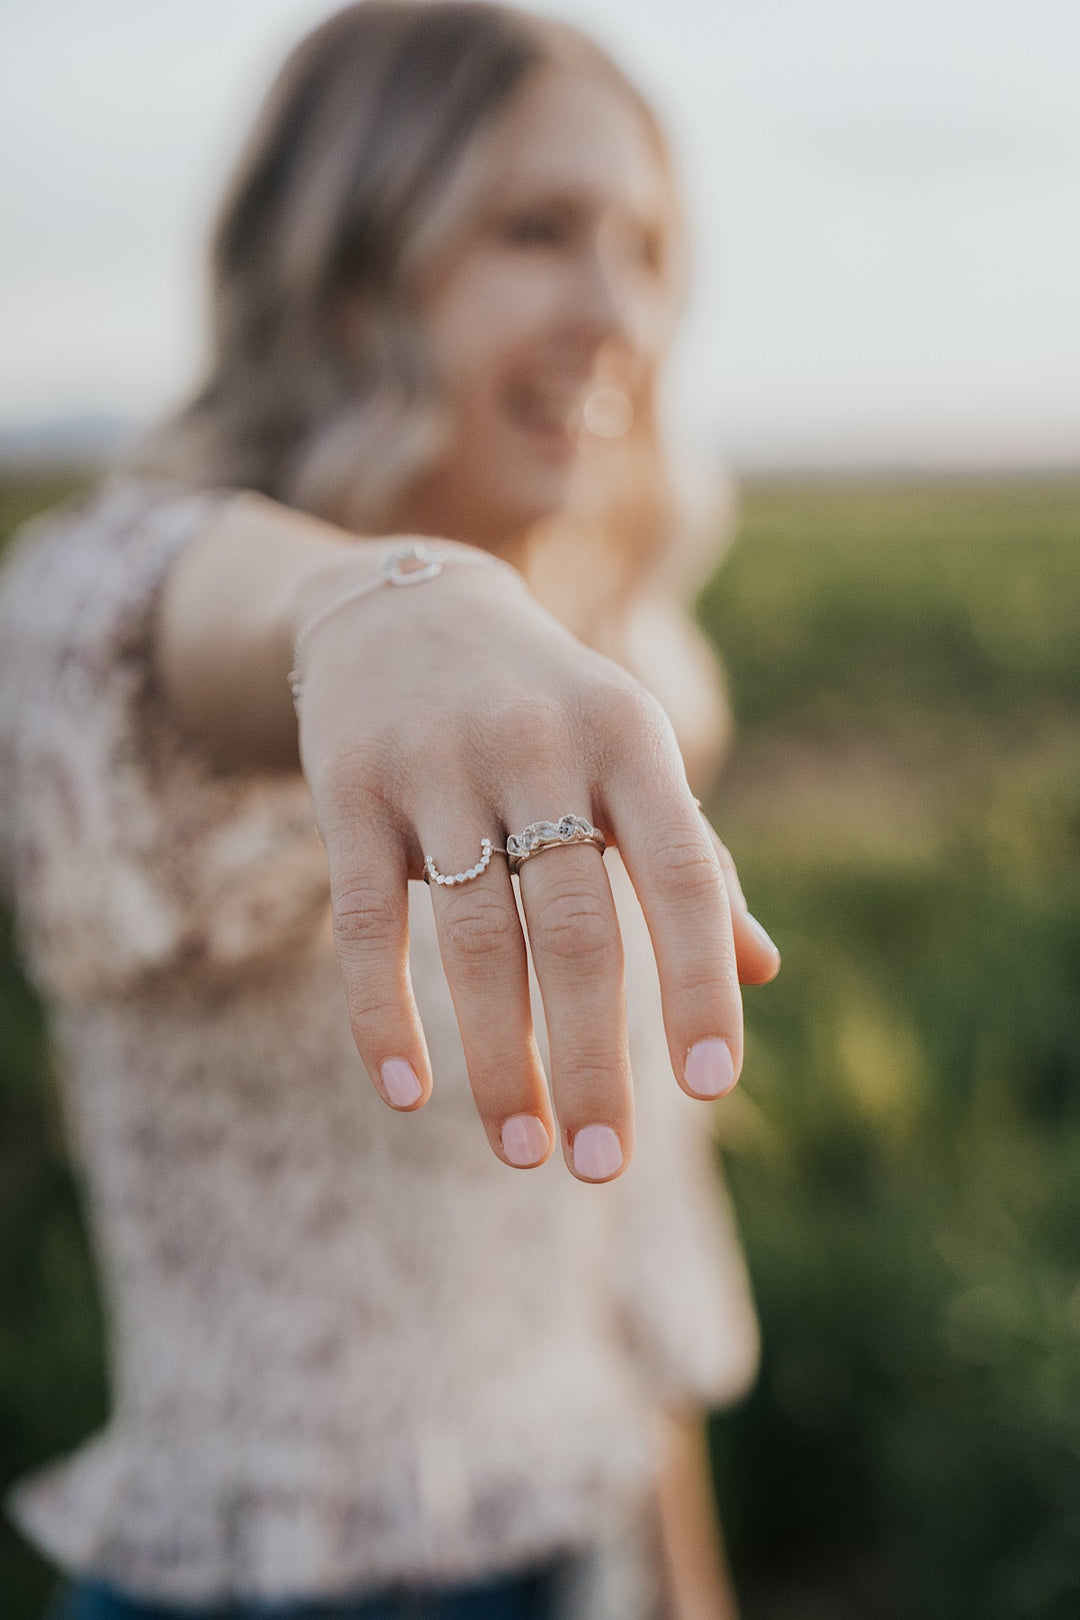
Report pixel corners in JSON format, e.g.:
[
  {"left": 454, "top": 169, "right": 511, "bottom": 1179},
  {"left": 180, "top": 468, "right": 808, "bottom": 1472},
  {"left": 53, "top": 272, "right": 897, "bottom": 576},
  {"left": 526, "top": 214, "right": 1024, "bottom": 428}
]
[
  {"left": 380, "top": 1057, "right": 423, "bottom": 1108},
  {"left": 572, "top": 1123, "right": 624, "bottom": 1181},
  {"left": 747, "top": 914, "right": 780, "bottom": 957},
  {"left": 501, "top": 1114, "right": 550, "bottom": 1167},
  {"left": 684, "top": 1038, "right": 737, "bottom": 1098}
]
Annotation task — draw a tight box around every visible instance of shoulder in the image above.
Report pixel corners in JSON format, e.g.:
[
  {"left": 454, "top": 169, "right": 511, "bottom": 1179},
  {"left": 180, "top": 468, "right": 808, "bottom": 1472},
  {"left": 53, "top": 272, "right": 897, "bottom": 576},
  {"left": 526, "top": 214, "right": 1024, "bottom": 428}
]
[{"left": 0, "top": 474, "right": 183, "bottom": 601}]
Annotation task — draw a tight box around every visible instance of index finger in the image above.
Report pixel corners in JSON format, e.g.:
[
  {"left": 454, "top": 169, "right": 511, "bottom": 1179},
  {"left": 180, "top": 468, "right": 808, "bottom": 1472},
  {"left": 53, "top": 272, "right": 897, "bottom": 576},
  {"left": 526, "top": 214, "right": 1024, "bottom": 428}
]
[{"left": 317, "top": 787, "right": 435, "bottom": 1112}]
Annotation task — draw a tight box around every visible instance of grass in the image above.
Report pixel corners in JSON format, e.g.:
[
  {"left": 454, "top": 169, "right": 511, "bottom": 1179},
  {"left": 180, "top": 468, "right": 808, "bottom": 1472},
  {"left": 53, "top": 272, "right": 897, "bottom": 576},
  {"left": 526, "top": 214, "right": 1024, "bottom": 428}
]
[{"left": 695, "top": 474, "right": 1080, "bottom": 1620}]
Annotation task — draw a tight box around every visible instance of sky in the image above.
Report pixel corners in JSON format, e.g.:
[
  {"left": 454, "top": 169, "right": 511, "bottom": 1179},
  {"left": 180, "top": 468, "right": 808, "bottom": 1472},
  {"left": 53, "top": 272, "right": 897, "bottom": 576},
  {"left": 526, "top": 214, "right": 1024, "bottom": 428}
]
[{"left": 1, "top": 0, "right": 1078, "bottom": 470}]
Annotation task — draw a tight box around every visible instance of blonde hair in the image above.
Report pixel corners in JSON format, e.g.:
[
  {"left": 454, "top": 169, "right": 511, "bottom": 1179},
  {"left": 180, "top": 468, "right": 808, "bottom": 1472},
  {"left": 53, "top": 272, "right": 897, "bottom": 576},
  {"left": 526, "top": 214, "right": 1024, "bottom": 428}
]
[{"left": 130, "top": 0, "right": 731, "bottom": 775}]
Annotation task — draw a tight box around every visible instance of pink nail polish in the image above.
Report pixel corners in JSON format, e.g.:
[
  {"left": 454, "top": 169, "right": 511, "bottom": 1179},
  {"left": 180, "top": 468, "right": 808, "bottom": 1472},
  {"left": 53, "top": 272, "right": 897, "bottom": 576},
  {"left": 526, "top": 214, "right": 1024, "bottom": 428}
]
[
  {"left": 572, "top": 1123, "right": 624, "bottom": 1181},
  {"left": 380, "top": 1057, "right": 422, "bottom": 1108},
  {"left": 500, "top": 1114, "right": 550, "bottom": 1167},
  {"left": 684, "top": 1038, "right": 737, "bottom": 1098}
]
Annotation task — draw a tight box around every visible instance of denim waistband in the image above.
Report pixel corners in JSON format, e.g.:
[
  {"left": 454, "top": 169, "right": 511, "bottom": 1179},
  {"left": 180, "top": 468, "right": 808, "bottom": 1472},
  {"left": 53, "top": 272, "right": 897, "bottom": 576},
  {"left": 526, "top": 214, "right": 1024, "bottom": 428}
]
[{"left": 44, "top": 1550, "right": 582, "bottom": 1620}]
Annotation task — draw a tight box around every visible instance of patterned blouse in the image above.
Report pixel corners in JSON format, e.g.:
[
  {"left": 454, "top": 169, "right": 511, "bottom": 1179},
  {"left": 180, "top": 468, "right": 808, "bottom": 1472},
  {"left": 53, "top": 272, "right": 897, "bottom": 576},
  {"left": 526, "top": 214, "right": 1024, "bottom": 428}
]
[{"left": 0, "top": 477, "right": 759, "bottom": 1607}]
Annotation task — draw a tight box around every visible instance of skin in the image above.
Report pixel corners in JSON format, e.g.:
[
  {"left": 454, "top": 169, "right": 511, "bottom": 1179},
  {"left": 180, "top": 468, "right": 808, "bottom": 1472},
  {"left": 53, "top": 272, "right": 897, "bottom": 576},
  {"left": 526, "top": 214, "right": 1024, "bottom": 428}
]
[
  {"left": 387, "top": 68, "right": 674, "bottom": 550},
  {"left": 161, "top": 63, "right": 780, "bottom": 1179},
  {"left": 654, "top": 1407, "right": 742, "bottom": 1620},
  {"left": 156, "top": 63, "right": 777, "bottom": 1617}
]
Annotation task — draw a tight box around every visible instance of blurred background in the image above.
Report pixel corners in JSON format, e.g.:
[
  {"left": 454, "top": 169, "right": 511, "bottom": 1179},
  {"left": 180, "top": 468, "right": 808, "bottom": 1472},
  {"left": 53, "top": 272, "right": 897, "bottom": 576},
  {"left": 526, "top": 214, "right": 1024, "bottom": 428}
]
[{"left": 2, "top": 2, "right": 1078, "bottom": 1617}]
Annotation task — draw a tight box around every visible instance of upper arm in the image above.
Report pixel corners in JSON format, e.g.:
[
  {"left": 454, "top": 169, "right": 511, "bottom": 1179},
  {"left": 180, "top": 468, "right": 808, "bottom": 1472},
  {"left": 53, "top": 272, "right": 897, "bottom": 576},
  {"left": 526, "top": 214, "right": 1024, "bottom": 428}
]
[{"left": 0, "top": 482, "right": 331, "bottom": 1002}]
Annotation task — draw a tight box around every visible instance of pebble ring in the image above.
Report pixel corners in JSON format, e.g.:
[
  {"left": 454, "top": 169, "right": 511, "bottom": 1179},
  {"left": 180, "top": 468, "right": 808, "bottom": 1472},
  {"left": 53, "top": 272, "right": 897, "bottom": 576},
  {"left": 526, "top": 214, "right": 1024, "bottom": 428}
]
[{"left": 503, "top": 814, "right": 605, "bottom": 875}]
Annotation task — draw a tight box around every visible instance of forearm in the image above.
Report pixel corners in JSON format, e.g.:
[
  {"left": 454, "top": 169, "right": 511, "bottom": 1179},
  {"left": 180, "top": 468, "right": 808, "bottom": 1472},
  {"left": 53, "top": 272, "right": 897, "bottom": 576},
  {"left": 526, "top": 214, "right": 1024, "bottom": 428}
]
[
  {"left": 153, "top": 493, "right": 392, "bottom": 772},
  {"left": 654, "top": 1406, "right": 740, "bottom": 1620}
]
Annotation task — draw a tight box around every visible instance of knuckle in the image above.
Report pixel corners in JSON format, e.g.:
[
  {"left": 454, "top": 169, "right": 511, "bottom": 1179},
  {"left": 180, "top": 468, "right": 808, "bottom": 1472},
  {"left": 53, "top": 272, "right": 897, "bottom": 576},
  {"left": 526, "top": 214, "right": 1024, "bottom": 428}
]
[
  {"left": 679, "top": 949, "right": 739, "bottom": 1000},
  {"left": 310, "top": 741, "right": 384, "bottom": 808},
  {"left": 440, "top": 888, "right": 520, "bottom": 965},
  {"left": 531, "top": 889, "right": 621, "bottom": 972},
  {"left": 332, "top": 879, "right": 400, "bottom": 952},
  {"left": 585, "top": 678, "right": 674, "bottom": 768},
  {"left": 341, "top": 974, "right": 399, "bottom": 1038},
  {"left": 314, "top": 758, "right": 402, "bottom": 845},
  {"left": 652, "top": 832, "right": 723, "bottom": 908},
  {"left": 554, "top": 1043, "right": 628, "bottom": 1094},
  {"left": 584, "top": 675, "right": 650, "bottom": 733}
]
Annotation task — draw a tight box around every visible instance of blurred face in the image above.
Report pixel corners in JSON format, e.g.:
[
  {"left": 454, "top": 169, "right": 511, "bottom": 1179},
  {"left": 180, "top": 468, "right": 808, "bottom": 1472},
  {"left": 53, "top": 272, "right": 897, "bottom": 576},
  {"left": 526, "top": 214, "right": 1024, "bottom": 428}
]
[{"left": 381, "top": 66, "right": 676, "bottom": 551}]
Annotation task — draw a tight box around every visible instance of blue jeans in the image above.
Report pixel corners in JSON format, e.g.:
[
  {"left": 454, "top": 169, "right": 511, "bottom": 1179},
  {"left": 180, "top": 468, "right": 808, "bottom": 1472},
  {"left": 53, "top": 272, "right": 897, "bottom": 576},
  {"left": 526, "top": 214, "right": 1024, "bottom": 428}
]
[{"left": 44, "top": 1553, "right": 574, "bottom": 1620}]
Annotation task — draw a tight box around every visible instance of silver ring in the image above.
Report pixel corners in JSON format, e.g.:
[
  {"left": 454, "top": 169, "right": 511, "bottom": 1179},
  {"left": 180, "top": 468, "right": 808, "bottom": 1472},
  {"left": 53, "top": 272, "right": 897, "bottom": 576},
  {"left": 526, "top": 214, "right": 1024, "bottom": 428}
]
[
  {"left": 423, "top": 837, "right": 498, "bottom": 887},
  {"left": 424, "top": 802, "right": 697, "bottom": 887},
  {"left": 504, "top": 814, "right": 605, "bottom": 876}
]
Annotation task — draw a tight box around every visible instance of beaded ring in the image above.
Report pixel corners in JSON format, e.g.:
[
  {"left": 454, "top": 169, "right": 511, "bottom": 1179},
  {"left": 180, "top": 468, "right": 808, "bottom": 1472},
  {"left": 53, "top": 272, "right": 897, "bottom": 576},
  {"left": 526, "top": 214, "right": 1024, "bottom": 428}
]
[{"left": 423, "top": 837, "right": 499, "bottom": 887}]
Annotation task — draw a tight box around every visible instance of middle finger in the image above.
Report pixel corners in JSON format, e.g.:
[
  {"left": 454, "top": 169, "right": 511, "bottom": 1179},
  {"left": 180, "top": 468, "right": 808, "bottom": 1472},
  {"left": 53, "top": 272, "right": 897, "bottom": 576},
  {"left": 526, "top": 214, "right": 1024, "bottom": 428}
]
[{"left": 510, "top": 793, "right": 633, "bottom": 1184}]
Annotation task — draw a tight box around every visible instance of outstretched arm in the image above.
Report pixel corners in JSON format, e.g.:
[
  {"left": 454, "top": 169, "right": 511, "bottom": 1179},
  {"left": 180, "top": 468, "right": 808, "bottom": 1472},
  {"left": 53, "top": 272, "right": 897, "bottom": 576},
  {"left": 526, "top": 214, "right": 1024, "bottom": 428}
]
[{"left": 155, "top": 491, "right": 780, "bottom": 1180}]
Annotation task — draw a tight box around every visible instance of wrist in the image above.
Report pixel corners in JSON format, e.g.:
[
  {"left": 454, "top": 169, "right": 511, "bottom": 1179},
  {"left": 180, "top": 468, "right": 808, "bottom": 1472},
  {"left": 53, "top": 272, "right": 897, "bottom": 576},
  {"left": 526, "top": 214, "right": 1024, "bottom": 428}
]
[
  {"left": 273, "top": 538, "right": 386, "bottom": 677},
  {"left": 283, "top": 536, "right": 526, "bottom": 709}
]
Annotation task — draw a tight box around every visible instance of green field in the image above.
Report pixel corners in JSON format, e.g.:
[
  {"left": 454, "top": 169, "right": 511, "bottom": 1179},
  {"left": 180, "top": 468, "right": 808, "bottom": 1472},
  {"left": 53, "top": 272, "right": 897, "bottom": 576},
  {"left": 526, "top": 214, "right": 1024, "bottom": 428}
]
[{"left": 2, "top": 471, "right": 1078, "bottom": 1618}]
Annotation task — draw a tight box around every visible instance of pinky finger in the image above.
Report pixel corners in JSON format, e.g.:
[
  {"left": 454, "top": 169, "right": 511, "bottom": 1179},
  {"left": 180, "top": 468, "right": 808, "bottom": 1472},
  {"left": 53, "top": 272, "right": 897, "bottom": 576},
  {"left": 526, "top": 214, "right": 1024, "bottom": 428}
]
[{"left": 695, "top": 801, "right": 782, "bottom": 986}]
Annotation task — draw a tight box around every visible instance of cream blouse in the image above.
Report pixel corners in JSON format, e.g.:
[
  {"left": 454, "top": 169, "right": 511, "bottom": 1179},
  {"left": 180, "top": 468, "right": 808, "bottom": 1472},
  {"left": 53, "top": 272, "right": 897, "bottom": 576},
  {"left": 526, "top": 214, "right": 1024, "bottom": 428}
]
[{"left": 0, "top": 477, "right": 759, "bottom": 1606}]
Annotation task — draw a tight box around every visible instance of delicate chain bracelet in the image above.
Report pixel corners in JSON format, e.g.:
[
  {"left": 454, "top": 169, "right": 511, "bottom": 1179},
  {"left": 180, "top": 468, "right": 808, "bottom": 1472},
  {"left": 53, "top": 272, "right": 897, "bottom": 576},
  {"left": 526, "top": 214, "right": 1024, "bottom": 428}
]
[{"left": 287, "top": 539, "right": 520, "bottom": 713}]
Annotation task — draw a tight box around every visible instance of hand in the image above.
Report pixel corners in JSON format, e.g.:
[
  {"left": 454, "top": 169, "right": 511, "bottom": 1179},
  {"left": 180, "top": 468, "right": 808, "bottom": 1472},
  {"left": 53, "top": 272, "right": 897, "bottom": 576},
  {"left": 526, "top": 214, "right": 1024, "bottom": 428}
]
[{"left": 294, "top": 542, "right": 780, "bottom": 1181}]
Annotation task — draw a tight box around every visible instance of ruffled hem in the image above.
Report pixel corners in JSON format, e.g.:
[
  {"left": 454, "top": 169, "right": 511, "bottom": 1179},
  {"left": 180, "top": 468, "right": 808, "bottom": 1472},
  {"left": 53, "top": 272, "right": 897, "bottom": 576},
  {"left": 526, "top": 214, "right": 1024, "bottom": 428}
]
[{"left": 5, "top": 1419, "right": 659, "bottom": 1604}]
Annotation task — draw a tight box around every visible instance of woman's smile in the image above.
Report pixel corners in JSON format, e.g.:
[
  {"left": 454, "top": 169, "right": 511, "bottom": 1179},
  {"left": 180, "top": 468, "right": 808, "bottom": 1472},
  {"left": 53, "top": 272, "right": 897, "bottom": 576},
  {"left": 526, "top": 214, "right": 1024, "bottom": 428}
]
[
  {"left": 502, "top": 373, "right": 592, "bottom": 455},
  {"left": 377, "top": 65, "right": 674, "bottom": 547}
]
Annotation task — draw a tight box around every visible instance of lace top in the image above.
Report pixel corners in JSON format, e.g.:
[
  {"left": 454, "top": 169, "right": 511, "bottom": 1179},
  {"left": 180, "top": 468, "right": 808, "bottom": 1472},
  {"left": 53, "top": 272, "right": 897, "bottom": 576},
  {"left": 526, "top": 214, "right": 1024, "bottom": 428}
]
[{"left": 0, "top": 478, "right": 759, "bottom": 1605}]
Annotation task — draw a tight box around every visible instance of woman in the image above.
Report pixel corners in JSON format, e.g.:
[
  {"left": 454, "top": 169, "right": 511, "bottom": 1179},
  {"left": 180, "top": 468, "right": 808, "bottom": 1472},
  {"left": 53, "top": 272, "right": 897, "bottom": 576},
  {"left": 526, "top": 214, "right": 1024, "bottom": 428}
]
[{"left": 0, "top": 4, "right": 780, "bottom": 1617}]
